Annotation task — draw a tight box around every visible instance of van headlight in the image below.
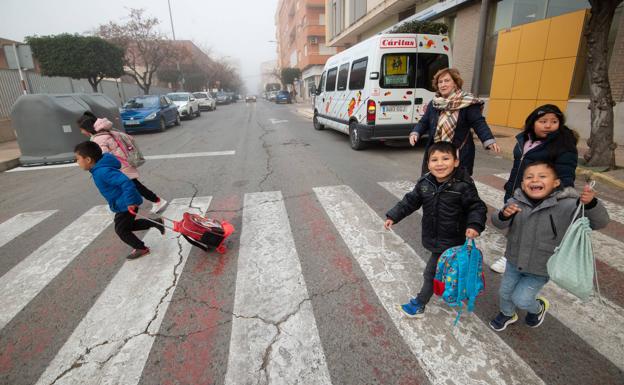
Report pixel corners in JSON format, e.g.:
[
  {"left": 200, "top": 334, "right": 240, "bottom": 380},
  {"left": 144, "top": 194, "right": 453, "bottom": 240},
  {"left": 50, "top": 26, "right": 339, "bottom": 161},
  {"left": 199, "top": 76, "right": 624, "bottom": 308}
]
[{"left": 145, "top": 112, "right": 158, "bottom": 120}]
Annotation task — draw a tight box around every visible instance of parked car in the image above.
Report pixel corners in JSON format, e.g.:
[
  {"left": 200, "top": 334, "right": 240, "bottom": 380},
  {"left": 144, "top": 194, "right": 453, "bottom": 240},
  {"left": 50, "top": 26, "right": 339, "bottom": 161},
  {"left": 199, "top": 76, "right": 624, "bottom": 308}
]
[
  {"left": 275, "top": 90, "right": 292, "bottom": 104},
  {"left": 167, "top": 92, "right": 200, "bottom": 119},
  {"left": 245, "top": 95, "right": 257, "bottom": 102},
  {"left": 268, "top": 91, "right": 278, "bottom": 101},
  {"left": 193, "top": 92, "right": 217, "bottom": 111},
  {"left": 215, "top": 93, "right": 230, "bottom": 105},
  {"left": 120, "top": 95, "right": 180, "bottom": 132}
]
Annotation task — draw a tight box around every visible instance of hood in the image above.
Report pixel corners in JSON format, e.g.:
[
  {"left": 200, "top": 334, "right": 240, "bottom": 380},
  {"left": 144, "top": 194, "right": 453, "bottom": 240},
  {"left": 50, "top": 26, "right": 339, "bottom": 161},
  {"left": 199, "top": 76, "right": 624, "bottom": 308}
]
[
  {"left": 94, "top": 118, "right": 113, "bottom": 132},
  {"left": 90, "top": 153, "right": 121, "bottom": 173},
  {"left": 172, "top": 101, "right": 188, "bottom": 107},
  {"left": 121, "top": 107, "right": 158, "bottom": 119}
]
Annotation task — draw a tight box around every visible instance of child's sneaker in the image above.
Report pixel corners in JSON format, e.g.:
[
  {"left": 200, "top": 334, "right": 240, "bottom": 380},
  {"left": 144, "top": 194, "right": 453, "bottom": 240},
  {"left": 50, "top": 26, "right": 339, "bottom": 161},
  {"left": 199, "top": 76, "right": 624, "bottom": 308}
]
[
  {"left": 153, "top": 218, "right": 165, "bottom": 235},
  {"left": 399, "top": 298, "right": 425, "bottom": 318},
  {"left": 127, "top": 248, "right": 150, "bottom": 260},
  {"left": 150, "top": 198, "right": 168, "bottom": 214},
  {"left": 526, "top": 296, "right": 550, "bottom": 328},
  {"left": 490, "top": 256, "right": 507, "bottom": 274},
  {"left": 490, "top": 312, "right": 518, "bottom": 331}
]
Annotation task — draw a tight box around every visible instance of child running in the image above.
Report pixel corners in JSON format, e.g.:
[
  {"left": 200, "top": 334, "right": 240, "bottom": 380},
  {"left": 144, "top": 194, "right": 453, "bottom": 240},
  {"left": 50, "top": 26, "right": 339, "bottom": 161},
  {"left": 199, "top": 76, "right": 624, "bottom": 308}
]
[
  {"left": 74, "top": 141, "right": 165, "bottom": 260},
  {"left": 489, "top": 161, "right": 609, "bottom": 331},
  {"left": 384, "top": 141, "right": 487, "bottom": 318}
]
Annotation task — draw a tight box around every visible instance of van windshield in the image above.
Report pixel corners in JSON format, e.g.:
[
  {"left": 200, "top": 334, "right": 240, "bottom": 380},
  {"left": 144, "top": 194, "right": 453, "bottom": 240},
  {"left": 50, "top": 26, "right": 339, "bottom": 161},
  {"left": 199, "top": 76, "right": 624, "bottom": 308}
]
[{"left": 380, "top": 53, "right": 449, "bottom": 90}]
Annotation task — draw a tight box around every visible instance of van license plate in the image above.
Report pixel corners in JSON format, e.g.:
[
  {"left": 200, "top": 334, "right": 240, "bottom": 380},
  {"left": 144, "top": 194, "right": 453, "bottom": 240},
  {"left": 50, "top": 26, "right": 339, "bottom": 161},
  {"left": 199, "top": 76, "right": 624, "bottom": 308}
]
[{"left": 382, "top": 105, "right": 405, "bottom": 112}]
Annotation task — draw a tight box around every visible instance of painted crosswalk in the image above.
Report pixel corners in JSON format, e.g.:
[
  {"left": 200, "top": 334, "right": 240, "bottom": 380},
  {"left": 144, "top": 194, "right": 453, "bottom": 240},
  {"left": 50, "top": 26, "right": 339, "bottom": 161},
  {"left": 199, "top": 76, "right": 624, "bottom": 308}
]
[{"left": 1, "top": 178, "right": 624, "bottom": 384}]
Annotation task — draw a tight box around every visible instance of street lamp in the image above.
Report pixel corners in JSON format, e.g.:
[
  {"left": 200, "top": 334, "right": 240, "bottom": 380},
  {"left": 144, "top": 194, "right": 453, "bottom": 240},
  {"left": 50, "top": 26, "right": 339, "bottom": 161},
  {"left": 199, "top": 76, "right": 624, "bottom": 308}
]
[{"left": 167, "top": 0, "right": 184, "bottom": 90}]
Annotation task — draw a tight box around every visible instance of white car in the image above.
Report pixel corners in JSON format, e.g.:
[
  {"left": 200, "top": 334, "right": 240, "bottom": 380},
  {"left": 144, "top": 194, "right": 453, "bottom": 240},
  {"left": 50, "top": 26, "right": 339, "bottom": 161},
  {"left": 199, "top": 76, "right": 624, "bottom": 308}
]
[
  {"left": 167, "top": 92, "right": 200, "bottom": 119},
  {"left": 193, "top": 92, "right": 217, "bottom": 111}
]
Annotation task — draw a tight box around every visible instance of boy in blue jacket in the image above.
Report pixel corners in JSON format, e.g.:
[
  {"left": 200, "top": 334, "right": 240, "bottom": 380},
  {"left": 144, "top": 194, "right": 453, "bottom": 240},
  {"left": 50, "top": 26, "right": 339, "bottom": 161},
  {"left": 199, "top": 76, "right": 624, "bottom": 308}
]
[{"left": 75, "top": 141, "right": 164, "bottom": 260}]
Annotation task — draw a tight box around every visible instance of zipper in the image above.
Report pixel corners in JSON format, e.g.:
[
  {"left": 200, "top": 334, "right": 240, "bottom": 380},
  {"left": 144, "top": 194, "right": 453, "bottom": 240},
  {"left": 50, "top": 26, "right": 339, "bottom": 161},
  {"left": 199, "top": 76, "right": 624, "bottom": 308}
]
[{"left": 549, "top": 215, "right": 558, "bottom": 239}]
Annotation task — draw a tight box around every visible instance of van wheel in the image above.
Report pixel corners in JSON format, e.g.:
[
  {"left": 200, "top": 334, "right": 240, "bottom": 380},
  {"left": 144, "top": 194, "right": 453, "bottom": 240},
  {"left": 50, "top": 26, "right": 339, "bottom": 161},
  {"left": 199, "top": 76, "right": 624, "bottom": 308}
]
[
  {"left": 313, "top": 113, "right": 324, "bottom": 130},
  {"left": 159, "top": 117, "right": 166, "bottom": 132},
  {"left": 349, "top": 122, "right": 366, "bottom": 150}
]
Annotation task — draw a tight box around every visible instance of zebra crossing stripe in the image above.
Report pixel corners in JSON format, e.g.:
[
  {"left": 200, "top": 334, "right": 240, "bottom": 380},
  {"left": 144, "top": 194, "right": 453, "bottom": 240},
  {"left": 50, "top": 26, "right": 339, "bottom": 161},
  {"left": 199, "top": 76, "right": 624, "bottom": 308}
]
[
  {"left": 474, "top": 180, "right": 624, "bottom": 274},
  {"left": 0, "top": 205, "right": 112, "bottom": 331},
  {"left": 34, "top": 197, "right": 212, "bottom": 385},
  {"left": 315, "top": 185, "right": 544, "bottom": 385},
  {"left": 0, "top": 210, "right": 57, "bottom": 249},
  {"left": 224, "top": 191, "right": 332, "bottom": 385},
  {"left": 381, "top": 180, "right": 624, "bottom": 371},
  {"left": 494, "top": 172, "right": 624, "bottom": 225}
]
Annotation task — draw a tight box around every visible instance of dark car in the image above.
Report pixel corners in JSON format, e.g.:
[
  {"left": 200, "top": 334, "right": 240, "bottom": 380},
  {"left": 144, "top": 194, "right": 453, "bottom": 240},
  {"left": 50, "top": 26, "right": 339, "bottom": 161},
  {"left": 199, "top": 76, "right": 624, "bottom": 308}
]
[
  {"left": 120, "top": 95, "right": 180, "bottom": 132},
  {"left": 245, "top": 95, "right": 257, "bottom": 102},
  {"left": 215, "top": 93, "right": 230, "bottom": 105},
  {"left": 275, "top": 90, "right": 292, "bottom": 104}
]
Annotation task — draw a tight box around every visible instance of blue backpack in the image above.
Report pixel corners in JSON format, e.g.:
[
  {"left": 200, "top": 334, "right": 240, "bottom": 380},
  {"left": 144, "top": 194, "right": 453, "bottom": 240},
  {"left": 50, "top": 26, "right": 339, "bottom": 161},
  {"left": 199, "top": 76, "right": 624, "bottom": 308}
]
[{"left": 433, "top": 239, "right": 485, "bottom": 324}]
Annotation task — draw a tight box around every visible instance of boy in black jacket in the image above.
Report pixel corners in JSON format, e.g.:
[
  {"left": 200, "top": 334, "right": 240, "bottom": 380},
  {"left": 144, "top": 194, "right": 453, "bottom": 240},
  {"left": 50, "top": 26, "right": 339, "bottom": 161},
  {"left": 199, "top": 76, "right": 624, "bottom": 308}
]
[{"left": 384, "top": 141, "right": 487, "bottom": 317}]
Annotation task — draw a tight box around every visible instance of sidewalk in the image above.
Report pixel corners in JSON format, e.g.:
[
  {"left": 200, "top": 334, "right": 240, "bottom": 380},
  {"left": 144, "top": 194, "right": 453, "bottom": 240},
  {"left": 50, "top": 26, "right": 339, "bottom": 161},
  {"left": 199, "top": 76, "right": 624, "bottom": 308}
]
[{"left": 0, "top": 140, "right": 20, "bottom": 172}]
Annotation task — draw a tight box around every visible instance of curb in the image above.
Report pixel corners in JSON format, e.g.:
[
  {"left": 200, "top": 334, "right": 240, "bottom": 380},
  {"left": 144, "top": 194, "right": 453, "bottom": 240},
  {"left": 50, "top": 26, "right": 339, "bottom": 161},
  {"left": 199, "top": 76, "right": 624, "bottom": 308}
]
[{"left": 0, "top": 157, "right": 19, "bottom": 172}]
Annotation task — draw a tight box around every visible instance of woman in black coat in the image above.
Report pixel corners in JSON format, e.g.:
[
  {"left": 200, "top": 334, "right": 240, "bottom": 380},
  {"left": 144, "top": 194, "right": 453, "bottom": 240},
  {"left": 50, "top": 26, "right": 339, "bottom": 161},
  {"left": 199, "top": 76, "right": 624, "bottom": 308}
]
[{"left": 410, "top": 68, "right": 500, "bottom": 175}]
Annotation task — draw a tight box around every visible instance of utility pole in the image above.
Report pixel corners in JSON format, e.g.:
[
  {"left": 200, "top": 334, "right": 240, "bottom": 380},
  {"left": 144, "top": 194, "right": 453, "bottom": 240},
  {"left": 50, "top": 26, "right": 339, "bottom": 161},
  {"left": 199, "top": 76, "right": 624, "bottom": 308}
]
[
  {"left": 167, "top": 0, "right": 184, "bottom": 90},
  {"left": 13, "top": 44, "right": 28, "bottom": 95}
]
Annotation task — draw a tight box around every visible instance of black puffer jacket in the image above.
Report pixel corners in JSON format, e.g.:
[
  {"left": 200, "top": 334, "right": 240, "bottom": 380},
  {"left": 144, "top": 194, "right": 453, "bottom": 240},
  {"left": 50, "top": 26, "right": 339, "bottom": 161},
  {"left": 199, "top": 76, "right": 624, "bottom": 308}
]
[{"left": 386, "top": 167, "right": 487, "bottom": 253}]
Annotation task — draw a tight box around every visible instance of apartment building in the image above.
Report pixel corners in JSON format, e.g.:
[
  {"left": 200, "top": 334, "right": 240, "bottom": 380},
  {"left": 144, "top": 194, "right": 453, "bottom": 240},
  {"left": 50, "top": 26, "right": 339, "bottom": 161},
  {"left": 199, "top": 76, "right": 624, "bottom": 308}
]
[{"left": 275, "top": 0, "right": 343, "bottom": 99}]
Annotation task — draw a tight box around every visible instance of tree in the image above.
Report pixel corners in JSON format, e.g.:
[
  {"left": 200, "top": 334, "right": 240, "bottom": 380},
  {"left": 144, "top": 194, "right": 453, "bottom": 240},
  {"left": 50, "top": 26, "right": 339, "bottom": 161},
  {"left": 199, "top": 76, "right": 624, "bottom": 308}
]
[
  {"left": 390, "top": 20, "right": 448, "bottom": 34},
  {"left": 280, "top": 67, "right": 301, "bottom": 89},
  {"left": 583, "top": 0, "right": 623, "bottom": 169},
  {"left": 98, "top": 9, "right": 183, "bottom": 94},
  {"left": 26, "top": 34, "right": 124, "bottom": 92}
]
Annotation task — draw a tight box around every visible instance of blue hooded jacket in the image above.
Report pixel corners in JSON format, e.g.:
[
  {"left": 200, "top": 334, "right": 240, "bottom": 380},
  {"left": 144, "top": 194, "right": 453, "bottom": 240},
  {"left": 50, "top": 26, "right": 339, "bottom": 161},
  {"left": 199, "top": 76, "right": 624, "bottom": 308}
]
[{"left": 90, "top": 153, "right": 142, "bottom": 213}]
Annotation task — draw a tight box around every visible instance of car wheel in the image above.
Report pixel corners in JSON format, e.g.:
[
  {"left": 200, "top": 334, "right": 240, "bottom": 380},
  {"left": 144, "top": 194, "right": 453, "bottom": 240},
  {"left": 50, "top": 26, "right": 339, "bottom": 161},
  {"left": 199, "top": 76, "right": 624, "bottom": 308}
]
[
  {"left": 349, "top": 121, "right": 366, "bottom": 150},
  {"left": 196, "top": 108, "right": 201, "bottom": 117},
  {"left": 188, "top": 108, "right": 194, "bottom": 119},
  {"left": 313, "top": 112, "right": 324, "bottom": 131},
  {"left": 159, "top": 117, "right": 166, "bottom": 132},
  {"left": 174, "top": 113, "right": 181, "bottom": 126}
]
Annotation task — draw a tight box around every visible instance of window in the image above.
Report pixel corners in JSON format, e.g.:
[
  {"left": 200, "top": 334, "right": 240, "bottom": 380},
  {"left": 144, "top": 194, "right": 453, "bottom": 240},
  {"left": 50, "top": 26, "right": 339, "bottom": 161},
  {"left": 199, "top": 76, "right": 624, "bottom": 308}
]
[
  {"left": 337, "top": 63, "right": 349, "bottom": 91},
  {"left": 319, "top": 13, "right": 325, "bottom": 25},
  {"left": 318, "top": 71, "right": 326, "bottom": 93},
  {"left": 326, "top": 67, "right": 338, "bottom": 91},
  {"left": 380, "top": 53, "right": 449, "bottom": 89},
  {"left": 319, "top": 43, "right": 338, "bottom": 55},
  {"left": 348, "top": 57, "right": 368, "bottom": 90},
  {"left": 415, "top": 53, "right": 450, "bottom": 91},
  {"left": 304, "top": 44, "right": 308, "bottom": 56}
]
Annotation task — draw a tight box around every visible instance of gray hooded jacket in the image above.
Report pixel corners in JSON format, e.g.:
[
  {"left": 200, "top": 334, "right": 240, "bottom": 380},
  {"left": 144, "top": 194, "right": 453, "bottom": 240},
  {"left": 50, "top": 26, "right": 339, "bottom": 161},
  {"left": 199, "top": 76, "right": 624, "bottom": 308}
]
[{"left": 491, "top": 187, "right": 609, "bottom": 277}]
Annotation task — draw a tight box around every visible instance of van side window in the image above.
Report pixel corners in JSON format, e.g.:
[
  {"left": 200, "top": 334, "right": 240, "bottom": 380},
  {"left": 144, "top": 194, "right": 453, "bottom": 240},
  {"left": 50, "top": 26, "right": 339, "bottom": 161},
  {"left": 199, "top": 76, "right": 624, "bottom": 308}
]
[
  {"left": 380, "top": 53, "right": 415, "bottom": 88},
  {"left": 326, "top": 67, "right": 338, "bottom": 92},
  {"left": 318, "top": 71, "right": 326, "bottom": 92},
  {"left": 336, "top": 63, "right": 349, "bottom": 91},
  {"left": 348, "top": 57, "right": 368, "bottom": 90},
  {"left": 416, "top": 53, "right": 450, "bottom": 92}
]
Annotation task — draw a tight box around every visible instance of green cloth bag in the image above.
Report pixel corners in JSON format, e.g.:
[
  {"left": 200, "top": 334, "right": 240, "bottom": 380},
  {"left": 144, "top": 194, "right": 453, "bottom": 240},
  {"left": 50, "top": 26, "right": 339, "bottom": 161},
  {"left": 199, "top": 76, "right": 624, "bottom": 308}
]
[{"left": 546, "top": 204, "right": 597, "bottom": 301}]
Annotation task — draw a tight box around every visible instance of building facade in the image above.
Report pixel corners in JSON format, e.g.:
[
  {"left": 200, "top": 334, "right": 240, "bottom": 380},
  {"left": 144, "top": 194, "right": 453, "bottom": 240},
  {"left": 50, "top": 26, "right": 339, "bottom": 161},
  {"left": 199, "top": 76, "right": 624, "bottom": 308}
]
[
  {"left": 275, "top": 0, "right": 343, "bottom": 99},
  {"left": 324, "top": 0, "right": 624, "bottom": 142}
]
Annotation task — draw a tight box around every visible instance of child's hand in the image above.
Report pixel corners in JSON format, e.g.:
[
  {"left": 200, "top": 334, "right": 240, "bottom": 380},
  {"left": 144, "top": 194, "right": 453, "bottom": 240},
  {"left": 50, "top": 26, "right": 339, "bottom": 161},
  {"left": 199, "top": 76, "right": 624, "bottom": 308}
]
[
  {"left": 128, "top": 205, "right": 139, "bottom": 215},
  {"left": 465, "top": 228, "right": 479, "bottom": 238},
  {"left": 580, "top": 184, "right": 595, "bottom": 204},
  {"left": 384, "top": 219, "right": 394, "bottom": 230},
  {"left": 501, "top": 203, "right": 521, "bottom": 218}
]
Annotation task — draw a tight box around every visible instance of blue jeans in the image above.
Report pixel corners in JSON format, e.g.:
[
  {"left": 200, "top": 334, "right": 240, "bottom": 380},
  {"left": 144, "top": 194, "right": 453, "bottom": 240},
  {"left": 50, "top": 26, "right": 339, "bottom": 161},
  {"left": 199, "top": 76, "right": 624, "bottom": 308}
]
[{"left": 499, "top": 261, "right": 549, "bottom": 316}]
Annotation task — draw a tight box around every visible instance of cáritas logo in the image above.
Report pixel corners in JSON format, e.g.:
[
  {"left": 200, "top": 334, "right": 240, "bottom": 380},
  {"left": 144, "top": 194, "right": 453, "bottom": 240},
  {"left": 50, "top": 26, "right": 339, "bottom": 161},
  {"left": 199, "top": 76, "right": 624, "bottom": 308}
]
[{"left": 380, "top": 38, "right": 417, "bottom": 48}]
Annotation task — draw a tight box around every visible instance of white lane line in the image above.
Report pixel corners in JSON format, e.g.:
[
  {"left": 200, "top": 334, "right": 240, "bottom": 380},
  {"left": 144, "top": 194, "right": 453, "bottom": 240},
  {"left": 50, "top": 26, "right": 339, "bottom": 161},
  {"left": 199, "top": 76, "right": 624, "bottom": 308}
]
[
  {"left": 316, "top": 185, "right": 544, "bottom": 385},
  {"left": 6, "top": 151, "right": 236, "bottom": 172},
  {"left": 382, "top": 180, "right": 624, "bottom": 371},
  {"left": 225, "top": 191, "right": 332, "bottom": 385},
  {"left": 0, "top": 206, "right": 113, "bottom": 331},
  {"left": 378, "top": 181, "right": 422, "bottom": 214},
  {"left": 475, "top": 180, "right": 624, "bottom": 274},
  {"left": 494, "top": 172, "right": 624, "bottom": 225},
  {"left": 0, "top": 210, "right": 57, "bottom": 249},
  {"left": 35, "top": 197, "right": 212, "bottom": 385}
]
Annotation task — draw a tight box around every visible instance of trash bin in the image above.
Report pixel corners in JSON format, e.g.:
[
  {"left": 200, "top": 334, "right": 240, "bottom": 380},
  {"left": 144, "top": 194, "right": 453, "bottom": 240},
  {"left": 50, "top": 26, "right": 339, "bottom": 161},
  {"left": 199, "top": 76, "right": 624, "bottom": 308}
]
[
  {"left": 11, "top": 94, "right": 92, "bottom": 166},
  {"left": 76, "top": 93, "right": 123, "bottom": 132}
]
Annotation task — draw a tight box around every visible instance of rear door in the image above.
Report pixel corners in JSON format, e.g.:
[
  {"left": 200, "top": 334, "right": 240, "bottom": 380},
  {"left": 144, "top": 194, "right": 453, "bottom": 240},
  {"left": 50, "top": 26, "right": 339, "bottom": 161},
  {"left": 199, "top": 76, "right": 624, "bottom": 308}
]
[{"left": 376, "top": 51, "right": 417, "bottom": 126}]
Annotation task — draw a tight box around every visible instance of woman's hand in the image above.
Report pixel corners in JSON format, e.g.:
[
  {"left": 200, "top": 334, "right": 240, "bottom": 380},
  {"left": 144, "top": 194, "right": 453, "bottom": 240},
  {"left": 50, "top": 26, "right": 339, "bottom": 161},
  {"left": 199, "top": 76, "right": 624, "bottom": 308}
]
[
  {"left": 465, "top": 228, "right": 480, "bottom": 238},
  {"left": 384, "top": 219, "right": 394, "bottom": 230},
  {"left": 487, "top": 143, "right": 501, "bottom": 153},
  {"left": 409, "top": 133, "right": 418, "bottom": 147}
]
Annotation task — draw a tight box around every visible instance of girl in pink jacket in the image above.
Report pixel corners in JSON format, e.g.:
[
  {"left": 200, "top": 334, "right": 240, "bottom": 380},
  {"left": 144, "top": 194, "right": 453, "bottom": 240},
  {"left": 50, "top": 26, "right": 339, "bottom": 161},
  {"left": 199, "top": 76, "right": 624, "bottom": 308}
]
[{"left": 77, "top": 112, "right": 168, "bottom": 214}]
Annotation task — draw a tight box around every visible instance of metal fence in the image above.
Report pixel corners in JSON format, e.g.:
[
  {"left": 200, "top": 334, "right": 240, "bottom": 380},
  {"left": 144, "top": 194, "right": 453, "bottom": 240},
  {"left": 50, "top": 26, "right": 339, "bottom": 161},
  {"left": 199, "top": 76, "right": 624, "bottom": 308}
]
[{"left": 0, "top": 69, "right": 172, "bottom": 118}]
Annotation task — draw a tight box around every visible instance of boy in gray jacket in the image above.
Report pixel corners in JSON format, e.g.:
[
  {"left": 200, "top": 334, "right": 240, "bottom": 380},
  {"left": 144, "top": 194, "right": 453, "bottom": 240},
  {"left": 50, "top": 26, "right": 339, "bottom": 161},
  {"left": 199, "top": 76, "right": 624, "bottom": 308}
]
[{"left": 489, "top": 161, "right": 609, "bottom": 331}]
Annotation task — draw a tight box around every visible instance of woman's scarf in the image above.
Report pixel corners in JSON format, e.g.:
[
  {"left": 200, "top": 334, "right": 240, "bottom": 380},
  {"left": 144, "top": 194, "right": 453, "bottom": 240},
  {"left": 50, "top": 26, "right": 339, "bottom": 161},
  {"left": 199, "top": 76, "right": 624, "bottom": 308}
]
[{"left": 432, "top": 90, "right": 483, "bottom": 143}]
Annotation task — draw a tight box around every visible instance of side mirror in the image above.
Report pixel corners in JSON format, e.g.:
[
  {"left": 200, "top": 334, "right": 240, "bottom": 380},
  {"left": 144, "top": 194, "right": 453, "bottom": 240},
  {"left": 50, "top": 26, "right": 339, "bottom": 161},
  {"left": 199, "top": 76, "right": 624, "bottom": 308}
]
[{"left": 190, "top": 97, "right": 196, "bottom": 101}]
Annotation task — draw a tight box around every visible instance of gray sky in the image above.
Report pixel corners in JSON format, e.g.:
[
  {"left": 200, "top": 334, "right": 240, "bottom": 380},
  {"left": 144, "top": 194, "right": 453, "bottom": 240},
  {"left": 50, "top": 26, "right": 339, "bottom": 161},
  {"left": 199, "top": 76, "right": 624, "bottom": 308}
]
[{"left": 0, "top": 0, "right": 279, "bottom": 92}]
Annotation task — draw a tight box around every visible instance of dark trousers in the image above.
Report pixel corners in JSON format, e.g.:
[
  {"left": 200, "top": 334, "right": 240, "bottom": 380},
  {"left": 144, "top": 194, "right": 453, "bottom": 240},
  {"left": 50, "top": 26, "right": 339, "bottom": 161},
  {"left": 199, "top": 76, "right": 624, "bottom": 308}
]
[
  {"left": 114, "top": 211, "right": 157, "bottom": 250},
  {"left": 132, "top": 179, "right": 158, "bottom": 203},
  {"left": 416, "top": 252, "right": 442, "bottom": 304}
]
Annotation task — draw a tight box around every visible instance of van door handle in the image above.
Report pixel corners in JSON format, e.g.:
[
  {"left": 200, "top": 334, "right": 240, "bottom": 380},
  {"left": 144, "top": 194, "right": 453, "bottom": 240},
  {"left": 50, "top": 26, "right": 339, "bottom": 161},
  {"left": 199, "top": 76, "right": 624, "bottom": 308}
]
[
  {"left": 414, "top": 97, "right": 423, "bottom": 104},
  {"left": 322, "top": 98, "right": 325, "bottom": 103}
]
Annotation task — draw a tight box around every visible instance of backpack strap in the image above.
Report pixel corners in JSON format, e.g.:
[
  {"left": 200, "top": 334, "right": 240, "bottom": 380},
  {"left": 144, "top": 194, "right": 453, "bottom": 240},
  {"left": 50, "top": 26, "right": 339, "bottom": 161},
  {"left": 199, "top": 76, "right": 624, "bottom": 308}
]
[
  {"left": 106, "top": 131, "right": 131, "bottom": 167},
  {"left": 465, "top": 238, "right": 480, "bottom": 312}
]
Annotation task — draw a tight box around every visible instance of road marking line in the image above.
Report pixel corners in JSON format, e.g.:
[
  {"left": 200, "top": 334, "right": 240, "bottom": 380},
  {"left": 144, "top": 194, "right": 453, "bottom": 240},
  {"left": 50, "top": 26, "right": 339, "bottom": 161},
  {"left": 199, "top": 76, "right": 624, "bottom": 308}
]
[
  {"left": 0, "top": 206, "right": 113, "bottom": 331},
  {"left": 35, "top": 197, "right": 212, "bottom": 385},
  {"left": 382, "top": 180, "right": 624, "bottom": 371},
  {"left": 224, "top": 191, "right": 332, "bottom": 385},
  {"left": 316, "top": 185, "right": 544, "bottom": 385},
  {"left": 269, "top": 118, "right": 289, "bottom": 124},
  {"left": 0, "top": 210, "right": 57, "bottom": 249},
  {"left": 6, "top": 151, "right": 236, "bottom": 172}
]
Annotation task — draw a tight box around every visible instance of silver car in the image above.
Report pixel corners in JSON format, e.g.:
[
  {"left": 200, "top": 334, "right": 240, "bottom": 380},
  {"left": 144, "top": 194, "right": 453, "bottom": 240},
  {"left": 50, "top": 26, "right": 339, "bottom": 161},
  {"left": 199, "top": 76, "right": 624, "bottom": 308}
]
[
  {"left": 167, "top": 92, "right": 201, "bottom": 119},
  {"left": 193, "top": 92, "right": 217, "bottom": 111}
]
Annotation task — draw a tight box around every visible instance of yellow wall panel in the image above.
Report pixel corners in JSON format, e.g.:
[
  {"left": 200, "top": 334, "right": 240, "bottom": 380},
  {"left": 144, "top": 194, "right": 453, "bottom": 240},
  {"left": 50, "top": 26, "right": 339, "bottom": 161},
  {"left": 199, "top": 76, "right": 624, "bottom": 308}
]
[
  {"left": 535, "top": 100, "right": 568, "bottom": 114},
  {"left": 487, "top": 99, "right": 511, "bottom": 126},
  {"left": 518, "top": 19, "right": 550, "bottom": 63},
  {"left": 512, "top": 61, "right": 543, "bottom": 100},
  {"left": 507, "top": 100, "right": 536, "bottom": 129},
  {"left": 545, "top": 10, "right": 586, "bottom": 60},
  {"left": 495, "top": 27, "right": 522, "bottom": 65},
  {"left": 490, "top": 64, "right": 516, "bottom": 99},
  {"left": 538, "top": 58, "right": 576, "bottom": 100}
]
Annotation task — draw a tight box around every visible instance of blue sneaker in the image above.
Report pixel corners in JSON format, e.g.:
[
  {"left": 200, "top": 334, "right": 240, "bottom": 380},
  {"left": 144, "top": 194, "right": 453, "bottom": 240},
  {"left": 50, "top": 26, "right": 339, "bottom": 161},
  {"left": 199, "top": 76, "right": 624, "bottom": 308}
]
[
  {"left": 489, "top": 312, "right": 518, "bottom": 331},
  {"left": 526, "top": 296, "right": 550, "bottom": 328},
  {"left": 399, "top": 298, "right": 425, "bottom": 318}
]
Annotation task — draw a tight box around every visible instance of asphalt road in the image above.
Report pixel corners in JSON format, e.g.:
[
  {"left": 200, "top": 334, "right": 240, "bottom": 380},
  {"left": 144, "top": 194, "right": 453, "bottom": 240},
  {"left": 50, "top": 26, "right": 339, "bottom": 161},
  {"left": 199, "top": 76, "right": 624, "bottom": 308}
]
[{"left": 0, "top": 100, "right": 623, "bottom": 385}]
